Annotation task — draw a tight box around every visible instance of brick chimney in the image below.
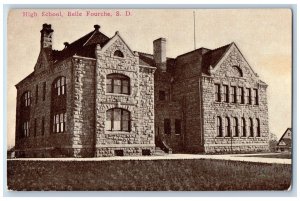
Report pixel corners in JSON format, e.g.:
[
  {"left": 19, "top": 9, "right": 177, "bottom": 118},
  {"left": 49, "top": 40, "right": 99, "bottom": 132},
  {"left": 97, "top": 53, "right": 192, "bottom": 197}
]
[
  {"left": 40, "top": 23, "right": 53, "bottom": 49},
  {"left": 153, "top": 38, "right": 167, "bottom": 72}
]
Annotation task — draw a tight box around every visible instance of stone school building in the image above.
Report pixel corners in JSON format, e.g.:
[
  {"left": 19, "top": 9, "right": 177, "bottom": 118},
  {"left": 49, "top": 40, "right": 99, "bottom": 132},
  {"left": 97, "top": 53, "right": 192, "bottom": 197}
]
[{"left": 15, "top": 24, "right": 270, "bottom": 157}]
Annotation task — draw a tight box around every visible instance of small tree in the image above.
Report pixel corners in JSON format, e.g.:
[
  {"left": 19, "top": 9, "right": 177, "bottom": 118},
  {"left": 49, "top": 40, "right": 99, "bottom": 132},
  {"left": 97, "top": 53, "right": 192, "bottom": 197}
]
[{"left": 269, "top": 133, "right": 278, "bottom": 152}]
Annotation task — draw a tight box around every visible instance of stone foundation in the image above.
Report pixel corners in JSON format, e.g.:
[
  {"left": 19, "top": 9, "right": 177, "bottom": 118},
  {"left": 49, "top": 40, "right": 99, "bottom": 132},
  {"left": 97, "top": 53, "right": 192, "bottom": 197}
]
[
  {"left": 95, "top": 146, "right": 155, "bottom": 157},
  {"left": 204, "top": 144, "right": 269, "bottom": 153}
]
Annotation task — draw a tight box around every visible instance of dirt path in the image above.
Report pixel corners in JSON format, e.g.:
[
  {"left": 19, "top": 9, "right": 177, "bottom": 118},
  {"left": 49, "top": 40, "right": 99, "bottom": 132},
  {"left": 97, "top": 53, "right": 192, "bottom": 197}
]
[{"left": 8, "top": 153, "right": 291, "bottom": 164}]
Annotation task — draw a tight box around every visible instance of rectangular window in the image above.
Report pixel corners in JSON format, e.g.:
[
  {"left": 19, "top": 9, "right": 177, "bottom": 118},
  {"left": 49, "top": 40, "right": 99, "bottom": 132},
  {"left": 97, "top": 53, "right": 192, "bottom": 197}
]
[
  {"left": 122, "top": 110, "right": 130, "bottom": 131},
  {"left": 223, "top": 85, "right": 229, "bottom": 103},
  {"left": 23, "top": 121, "right": 29, "bottom": 137},
  {"left": 217, "top": 117, "right": 222, "bottom": 137},
  {"left": 175, "top": 119, "right": 181, "bottom": 135},
  {"left": 233, "top": 118, "right": 238, "bottom": 137},
  {"left": 159, "top": 90, "right": 166, "bottom": 101},
  {"left": 242, "top": 118, "right": 246, "bottom": 137},
  {"left": 35, "top": 85, "right": 38, "bottom": 104},
  {"left": 105, "top": 110, "right": 112, "bottom": 131},
  {"left": 237, "top": 87, "right": 242, "bottom": 103},
  {"left": 254, "top": 89, "right": 259, "bottom": 105},
  {"left": 42, "top": 117, "right": 45, "bottom": 136},
  {"left": 34, "top": 118, "right": 37, "bottom": 137},
  {"left": 230, "top": 86, "right": 236, "bottom": 103},
  {"left": 61, "top": 77, "right": 65, "bottom": 95},
  {"left": 164, "top": 119, "right": 171, "bottom": 135},
  {"left": 43, "top": 82, "right": 46, "bottom": 101},
  {"left": 53, "top": 113, "right": 66, "bottom": 133},
  {"left": 214, "top": 84, "right": 221, "bottom": 102},
  {"left": 241, "top": 87, "right": 244, "bottom": 104},
  {"left": 246, "top": 88, "right": 251, "bottom": 104}
]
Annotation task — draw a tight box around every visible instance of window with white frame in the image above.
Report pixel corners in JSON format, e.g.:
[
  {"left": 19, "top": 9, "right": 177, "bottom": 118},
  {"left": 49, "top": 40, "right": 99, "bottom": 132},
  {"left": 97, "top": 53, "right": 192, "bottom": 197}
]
[
  {"left": 106, "top": 108, "right": 130, "bottom": 132},
  {"left": 52, "top": 113, "right": 66, "bottom": 133},
  {"left": 106, "top": 74, "right": 130, "bottom": 95},
  {"left": 53, "top": 77, "right": 66, "bottom": 96}
]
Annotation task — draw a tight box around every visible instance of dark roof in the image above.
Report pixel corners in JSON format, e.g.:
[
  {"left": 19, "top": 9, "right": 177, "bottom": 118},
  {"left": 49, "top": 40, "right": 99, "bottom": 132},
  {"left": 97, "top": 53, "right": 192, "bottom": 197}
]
[
  {"left": 277, "top": 128, "right": 292, "bottom": 147},
  {"left": 138, "top": 43, "right": 232, "bottom": 73},
  {"left": 15, "top": 72, "right": 35, "bottom": 88},
  {"left": 138, "top": 52, "right": 156, "bottom": 67},
  {"left": 138, "top": 52, "right": 175, "bottom": 70},
  {"left": 202, "top": 43, "right": 232, "bottom": 74},
  {"left": 52, "top": 30, "right": 110, "bottom": 63}
]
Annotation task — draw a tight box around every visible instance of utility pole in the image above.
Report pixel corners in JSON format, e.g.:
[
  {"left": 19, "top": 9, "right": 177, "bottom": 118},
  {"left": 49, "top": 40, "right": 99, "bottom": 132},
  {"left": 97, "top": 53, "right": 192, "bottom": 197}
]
[{"left": 193, "top": 11, "right": 196, "bottom": 50}]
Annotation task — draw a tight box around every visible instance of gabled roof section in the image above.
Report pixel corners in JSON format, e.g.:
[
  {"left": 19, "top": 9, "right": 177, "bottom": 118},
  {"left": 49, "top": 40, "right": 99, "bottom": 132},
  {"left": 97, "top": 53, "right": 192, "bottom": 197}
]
[
  {"left": 202, "top": 43, "right": 232, "bottom": 74},
  {"left": 138, "top": 52, "right": 175, "bottom": 70},
  {"left": 52, "top": 26, "right": 110, "bottom": 63},
  {"left": 99, "top": 31, "right": 135, "bottom": 57},
  {"left": 277, "top": 128, "right": 292, "bottom": 147}
]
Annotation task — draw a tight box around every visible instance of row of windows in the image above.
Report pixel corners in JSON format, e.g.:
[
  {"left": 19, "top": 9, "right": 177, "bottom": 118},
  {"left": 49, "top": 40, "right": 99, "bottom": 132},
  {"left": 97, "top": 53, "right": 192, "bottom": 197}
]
[
  {"left": 21, "top": 113, "right": 66, "bottom": 137},
  {"left": 214, "top": 84, "right": 259, "bottom": 105},
  {"left": 164, "top": 119, "right": 182, "bottom": 135},
  {"left": 22, "top": 77, "right": 65, "bottom": 107},
  {"left": 21, "top": 108, "right": 132, "bottom": 137},
  {"left": 216, "top": 116, "right": 260, "bottom": 138},
  {"left": 23, "top": 74, "right": 131, "bottom": 108}
]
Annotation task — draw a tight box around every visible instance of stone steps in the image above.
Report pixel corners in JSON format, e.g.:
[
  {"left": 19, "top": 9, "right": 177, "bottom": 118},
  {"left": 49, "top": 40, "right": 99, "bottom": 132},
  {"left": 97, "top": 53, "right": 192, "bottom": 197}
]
[{"left": 154, "top": 147, "right": 167, "bottom": 156}]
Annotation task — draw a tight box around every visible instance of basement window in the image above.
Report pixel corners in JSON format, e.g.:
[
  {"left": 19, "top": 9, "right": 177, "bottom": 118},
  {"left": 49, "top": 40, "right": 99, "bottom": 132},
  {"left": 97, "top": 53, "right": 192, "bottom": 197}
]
[
  {"left": 114, "top": 150, "right": 124, "bottom": 156},
  {"left": 142, "top": 149, "right": 151, "bottom": 156}
]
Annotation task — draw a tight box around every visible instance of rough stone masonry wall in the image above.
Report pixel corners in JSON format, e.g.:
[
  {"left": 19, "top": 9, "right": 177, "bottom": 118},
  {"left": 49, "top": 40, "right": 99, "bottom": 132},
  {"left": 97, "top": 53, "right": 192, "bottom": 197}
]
[
  {"left": 71, "top": 57, "right": 96, "bottom": 157},
  {"left": 202, "top": 48, "right": 269, "bottom": 153},
  {"left": 15, "top": 59, "right": 74, "bottom": 157},
  {"left": 94, "top": 38, "right": 155, "bottom": 157}
]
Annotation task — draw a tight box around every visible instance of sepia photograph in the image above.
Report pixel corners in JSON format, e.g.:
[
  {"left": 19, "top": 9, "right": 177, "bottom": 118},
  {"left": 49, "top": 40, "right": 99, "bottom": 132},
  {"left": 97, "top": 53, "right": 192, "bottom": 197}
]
[{"left": 6, "top": 8, "right": 292, "bottom": 191}]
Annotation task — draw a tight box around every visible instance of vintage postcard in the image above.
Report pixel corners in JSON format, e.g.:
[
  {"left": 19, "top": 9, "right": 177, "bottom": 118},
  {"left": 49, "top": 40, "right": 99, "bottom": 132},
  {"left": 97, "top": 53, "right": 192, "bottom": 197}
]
[{"left": 6, "top": 8, "right": 292, "bottom": 191}]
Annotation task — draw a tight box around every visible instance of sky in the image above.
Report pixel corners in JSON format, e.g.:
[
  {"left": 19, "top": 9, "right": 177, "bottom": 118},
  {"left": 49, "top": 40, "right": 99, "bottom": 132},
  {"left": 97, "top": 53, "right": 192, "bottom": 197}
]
[{"left": 7, "top": 9, "right": 292, "bottom": 148}]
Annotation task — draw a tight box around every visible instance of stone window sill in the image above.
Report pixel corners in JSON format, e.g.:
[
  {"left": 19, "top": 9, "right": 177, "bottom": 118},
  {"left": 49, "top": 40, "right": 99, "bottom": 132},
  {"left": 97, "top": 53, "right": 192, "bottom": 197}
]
[
  {"left": 106, "top": 93, "right": 130, "bottom": 96},
  {"left": 106, "top": 131, "right": 131, "bottom": 134}
]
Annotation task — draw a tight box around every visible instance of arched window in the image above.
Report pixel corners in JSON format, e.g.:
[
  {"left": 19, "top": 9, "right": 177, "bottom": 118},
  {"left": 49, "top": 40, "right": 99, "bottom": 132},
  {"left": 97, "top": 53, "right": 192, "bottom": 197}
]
[
  {"left": 20, "top": 91, "right": 31, "bottom": 138},
  {"left": 225, "top": 117, "right": 231, "bottom": 137},
  {"left": 249, "top": 118, "right": 254, "bottom": 137},
  {"left": 106, "top": 108, "right": 130, "bottom": 132},
  {"left": 21, "top": 91, "right": 31, "bottom": 107},
  {"left": 53, "top": 77, "right": 66, "bottom": 96},
  {"left": 216, "top": 116, "right": 222, "bottom": 137},
  {"left": 256, "top": 118, "right": 261, "bottom": 137},
  {"left": 241, "top": 117, "right": 246, "bottom": 137},
  {"left": 106, "top": 74, "right": 130, "bottom": 95},
  {"left": 113, "top": 50, "right": 124, "bottom": 58},
  {"left": 232, "top": 66, "right": 243, "bottom": 77},
  {"left": 51, "top": 76, "right": 67, "bottom": 134},
  {"left": 233, "top": 117, "right": 239, "bottom": 137}
]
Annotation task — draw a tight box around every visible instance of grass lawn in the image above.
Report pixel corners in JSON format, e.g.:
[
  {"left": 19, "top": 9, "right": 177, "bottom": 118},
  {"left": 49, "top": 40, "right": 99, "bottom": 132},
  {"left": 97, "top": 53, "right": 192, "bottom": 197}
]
[
  {"left": 245, "top": 153, "right": 292, "bottom": 159},
  {"left": 7, "top": 159, "right": 291, "bottom": 191}
]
